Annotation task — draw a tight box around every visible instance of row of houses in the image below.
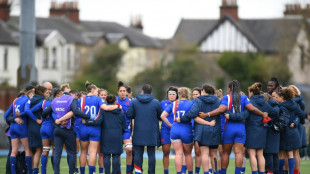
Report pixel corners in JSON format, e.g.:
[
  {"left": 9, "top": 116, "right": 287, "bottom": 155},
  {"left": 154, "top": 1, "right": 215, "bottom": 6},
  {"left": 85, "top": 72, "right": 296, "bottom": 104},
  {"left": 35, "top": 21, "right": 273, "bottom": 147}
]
[
  {"left": 0, "top": 0, "right": 163, "bottom": 87},
  {"left": 0, "top": 0, "right": 310, "bottom": 89}
]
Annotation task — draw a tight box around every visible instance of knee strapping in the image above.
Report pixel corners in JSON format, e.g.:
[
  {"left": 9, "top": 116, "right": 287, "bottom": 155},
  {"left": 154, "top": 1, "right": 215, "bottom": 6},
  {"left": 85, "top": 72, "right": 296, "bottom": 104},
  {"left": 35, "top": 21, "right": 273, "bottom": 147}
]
[
  {"left": 125, "top": 143, "right": 133, "bottom": 149},
  {"left": 43, "top": 146, "right": 51, "bottom": 152}
]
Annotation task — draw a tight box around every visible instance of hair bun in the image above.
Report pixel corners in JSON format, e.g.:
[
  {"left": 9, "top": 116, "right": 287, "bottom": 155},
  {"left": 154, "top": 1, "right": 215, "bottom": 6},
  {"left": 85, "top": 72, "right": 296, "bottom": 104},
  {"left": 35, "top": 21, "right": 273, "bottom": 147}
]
[
  {"left": 85, "top": 81, "right": 91, "bottom": 89},
  {"left": 118, "top": 81, "right": 124, "bottom": 88}
]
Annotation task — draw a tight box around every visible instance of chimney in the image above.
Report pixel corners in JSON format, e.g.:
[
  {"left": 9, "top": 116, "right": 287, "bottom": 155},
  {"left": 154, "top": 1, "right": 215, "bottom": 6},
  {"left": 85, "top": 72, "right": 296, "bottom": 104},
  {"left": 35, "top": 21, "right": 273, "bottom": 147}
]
[
  {"left": 130, "top": 15, "right": 143, "bottom": 32},
  {"left": 284, "top": 3, "right": 303, "bottom": 16},
  {"left": 0, "top": 0, "right": 10, "bottom": 22},
  {"left": 220, "top": 0, "right": 238, "bottom": 21},
  {"left": 49, "top": 0, "right": 80, "bottom": 24}
]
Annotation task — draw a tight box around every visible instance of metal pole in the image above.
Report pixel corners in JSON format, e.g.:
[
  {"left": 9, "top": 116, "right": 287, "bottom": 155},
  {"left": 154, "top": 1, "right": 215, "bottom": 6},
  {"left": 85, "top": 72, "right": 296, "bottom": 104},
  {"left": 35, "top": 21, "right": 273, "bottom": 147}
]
[{"left": 17, "top": 0, "right": 37, "bottom": 89}]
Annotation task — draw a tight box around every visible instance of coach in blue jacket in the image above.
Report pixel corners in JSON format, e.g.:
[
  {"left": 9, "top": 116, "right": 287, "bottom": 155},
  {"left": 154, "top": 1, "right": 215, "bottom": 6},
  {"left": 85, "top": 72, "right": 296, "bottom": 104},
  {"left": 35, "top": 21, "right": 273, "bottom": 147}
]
[{"left": 127, "top": 84, "right": 162, "bottom": 174}]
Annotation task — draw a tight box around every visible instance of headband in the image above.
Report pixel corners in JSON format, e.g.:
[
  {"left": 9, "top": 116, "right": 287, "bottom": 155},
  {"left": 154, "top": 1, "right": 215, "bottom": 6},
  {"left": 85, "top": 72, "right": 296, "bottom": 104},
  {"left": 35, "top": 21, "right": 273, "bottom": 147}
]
[{"left": 168, "top": 91, "right": 177, "bottom": 95}]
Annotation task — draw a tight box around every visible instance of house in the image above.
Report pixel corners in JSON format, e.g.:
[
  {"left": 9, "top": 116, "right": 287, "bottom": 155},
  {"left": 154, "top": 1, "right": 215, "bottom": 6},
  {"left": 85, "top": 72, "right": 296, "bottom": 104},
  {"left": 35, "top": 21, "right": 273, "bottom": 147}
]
[
  {"left": 172, "top": 0, "right": 310, "bottom": 85},
  {"left": 0, "top": 0, "right": 163, "bottom": 87}
]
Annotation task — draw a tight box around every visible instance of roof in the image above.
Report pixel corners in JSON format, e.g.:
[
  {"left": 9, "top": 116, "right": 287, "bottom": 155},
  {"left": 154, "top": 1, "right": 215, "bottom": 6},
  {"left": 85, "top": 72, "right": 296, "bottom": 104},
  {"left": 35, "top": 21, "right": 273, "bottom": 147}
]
[
  {"left": 0, "top": 21, "right": 17, "bottom": 45},
  {"left": 80, "top": 20, "right": 162, "bottom": 48},
  {"left": 8, "top": 16, "right": 90, "bottom": 45},
  {"left": 173, "top": 18, "right": 218, "bottom": 46},
  {"left": 173, "top": 16, "right": 304, "bottom": 53},
  {"left": 2, "top": 16, "right": 162, "bottom": 48}
]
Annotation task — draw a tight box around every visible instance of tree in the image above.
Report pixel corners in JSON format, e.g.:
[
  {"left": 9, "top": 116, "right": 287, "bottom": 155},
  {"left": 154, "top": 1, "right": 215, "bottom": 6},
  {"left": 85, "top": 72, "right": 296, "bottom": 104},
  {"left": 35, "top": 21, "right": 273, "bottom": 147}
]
[
  {"left": 132, "top": 46, "right": 203, "bottom": 100},
  {"left": 71, "top": 44, "right": 124, "bottom": 94},
  {"left": 218, "top": 52, "right": 291, "bottom": 92}
]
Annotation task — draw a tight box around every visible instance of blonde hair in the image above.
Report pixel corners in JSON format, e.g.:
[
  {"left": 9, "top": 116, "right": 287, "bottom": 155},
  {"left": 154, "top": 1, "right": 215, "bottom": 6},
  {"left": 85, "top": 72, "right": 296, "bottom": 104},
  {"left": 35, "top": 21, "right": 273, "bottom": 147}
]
[
  {"left": 248, "top": 82, "right": 262, "bottom": 95},
  {"left": 288, "top": 85, "right": 300, "bottom": 97},
  {"left": 263, "top": 93, "right": 272, "bottom": 102},
  {"left": 178, "top": 87, "right": 191, "bottom": 100},
  {"left": 60, "top": 83, "right": 70, "bottom": 92},
  {"left": 215, "top": 89, "right": 223, "bottom": 99}
]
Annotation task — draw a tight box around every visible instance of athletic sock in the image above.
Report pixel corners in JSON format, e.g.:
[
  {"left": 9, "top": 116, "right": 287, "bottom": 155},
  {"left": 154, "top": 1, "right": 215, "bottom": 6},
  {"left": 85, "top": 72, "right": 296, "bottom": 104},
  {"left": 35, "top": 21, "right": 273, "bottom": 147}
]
[
  {"left": 284, "top": 171, "right": 289, "bottom": 174},
  {"left": 221, "top": 168, "right": 227, "bottom": 174},
  {"left": 41, "top": 155, "right": 48, "bottom": 174},
  {"left": 214, "top": 172, "right": 219, "bottom": 174},
  {"left": 241, "top": 167, "right": 245, "bottom": 173},
  {"left": 99, "top": 167, "right": 104, "bottom": 174},
  {"left": 288, "top": 158, "right": 295, "bottom": 174},
  {"left": 164, "top": 169, "right": 169, "bottom": 174},
  {"left": 242, "top": 157, "right": 246, "bottom": 172},
  {"left": 177, "top": 172, "right": 182, "bottom": 174},
  {"left": 10, "top": 156, "right": 16, "bottom": 174},
  {"left": 182, "top": 165, "right": 187, "bottom": 173},
  {"left": 33, "top": 168, "right": 39, "bottom": 174},
  {"left": 89, "top": 166, "right": 95, "bottom": 174},
  {"left": 80, "top": 166, "right": 85, "bottom": 174},
  {"left": 279, "top": 159, "right": 285, "bottom": 174},
  {"left": 204, "top": 172, "right": 209, "bottom": 174},
  {"left": 209, "top": 168, "right": 213, "bottom": 173},
  {"left": 51, "top": 156, "right": 54, "bottom": 170},
  {"left": 126, "top": 164, "right": 132, "bottom": 173},
  {"left": 258, "top": 172, "right": 264, "bottom": 174},
  {"left": 293, "top": 169, "right": 300, "bottom": 174},
  {"left": 76, "top": 168, "right": 79, "bottom": 173},
  {"left": 251, "top": 171, "right": 257, "bottom": 174},
  {"left": 188, "top": 171, "right": 193, "bottom": 174},
  {"left": 195, "top": 167, "right": 200, "bottom": 174},
  {"left": 25, "top": 156, "right": 33, "bottom": 174},
  {"left": 134, "top": 164, "right": 142, "bottom": 174},
  {"left": 235, "top": 167, "right": 242, "bottom": 174}
]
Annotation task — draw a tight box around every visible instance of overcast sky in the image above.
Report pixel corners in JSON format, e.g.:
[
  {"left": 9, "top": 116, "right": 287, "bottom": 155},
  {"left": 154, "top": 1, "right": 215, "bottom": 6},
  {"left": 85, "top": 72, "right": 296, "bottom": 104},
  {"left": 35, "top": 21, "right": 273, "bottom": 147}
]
[{"left": 10, "top": 0, "right": 310, "bottom": 39}]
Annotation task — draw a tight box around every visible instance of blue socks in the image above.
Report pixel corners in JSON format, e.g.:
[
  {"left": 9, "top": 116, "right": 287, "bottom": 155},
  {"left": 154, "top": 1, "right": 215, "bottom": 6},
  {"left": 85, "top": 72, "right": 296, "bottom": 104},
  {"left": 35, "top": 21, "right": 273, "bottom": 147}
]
[
  {"left": 89, "top": 165, "right": 96, "bottom": 174},
  {"left": 126, "top": 164, "right": 132, "bottom": 173},
  {"left": 241, "top": 167, "right": 245, "bottom": 173},
  {"left": 177, "top": 172, "right": 182, "bottom": 174},
  {"left": 203, "top": 172, "right": 209, "bottom": 174},
  {"left": 221, "top": 168, "right": 227, "bottom": 174},
  {"left": 41, "top": 155, "right": 48, "bottom": 174},
  {"left": 25, "top": 156, "right": 33, "bottom": 174},
  {"left": 288, "top": 158, "right": 295, "bottom": 174},
  {"left": 279, "top": 159, "right": 285, "bottom": 174},
  {"left": 164, "top": 169, "right": 169, "bottom": 174},
  {"left": 99, "top": 167, "right": 104, "bottom": 173},
  {"left": 259, "top": 172, "right": 264, "bottom": 174},
  {"left": 252, "top": 171, "right": 258, "bottom": 174},
  {"left": 182, "top": 165, "right": 187, "bottom": 173},
  {"left": 195, "top": 167, "right": 200, "bottom": 174},
  {"left": 80, "top": 166, "right": 85, "bottom": 174},
  {"left": 188, "top": 171, "right": 193, "bottom": 174},
  {"left": 209, "top": 168, "right": 213, "bottom": 173},
  {"left": 33, "top": 168, "right": 39, "bottom": 174},
  {"left": 235, "top": 167, "right": 242, "bottom": 174},
  {"left": 76, "top": 168, "right": 79, "bottom": 173},
  {"left": 51, "top": 156, "right": 54, "bottom": 169},
  {"left": 10, "top": 156, "right": 16, "bottom": 174}
]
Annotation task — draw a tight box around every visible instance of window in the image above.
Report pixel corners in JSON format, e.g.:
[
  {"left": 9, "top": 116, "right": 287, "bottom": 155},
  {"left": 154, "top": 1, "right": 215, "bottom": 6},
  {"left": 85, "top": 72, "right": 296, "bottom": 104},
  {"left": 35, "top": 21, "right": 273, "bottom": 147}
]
[
  {"left": 299, "top": 45, "right": 305, "bottom": 70},
  {"left": 4, "top": 48, "right": 8, "bottom": 71},
  {"left": 43, "top": 48, "right": 48, "bottom": 68},
  {"left": 120, "top": 56, "right": 125, "bottom": 72},
  {"left": 67, "top": 49, "right": 71, "bottom": 70},
  {"left": 75, "top": 50, "right": 80, "bottom": 70},
  {"left": 52, "top": 47, "right": 57, "bottom": 69}
]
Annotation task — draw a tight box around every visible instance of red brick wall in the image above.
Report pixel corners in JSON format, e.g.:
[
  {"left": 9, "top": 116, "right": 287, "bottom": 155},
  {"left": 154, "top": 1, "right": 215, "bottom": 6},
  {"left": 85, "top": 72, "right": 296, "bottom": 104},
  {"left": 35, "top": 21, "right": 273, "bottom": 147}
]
[{"left": 0, "top": 89, "right": 18, "bottom": 111}]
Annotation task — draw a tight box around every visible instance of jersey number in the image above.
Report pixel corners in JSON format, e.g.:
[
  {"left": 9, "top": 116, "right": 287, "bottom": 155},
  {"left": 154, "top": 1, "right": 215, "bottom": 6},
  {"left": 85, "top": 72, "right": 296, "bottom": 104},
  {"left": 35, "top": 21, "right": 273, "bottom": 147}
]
[
  {"left": 176, "top": 110, "right": 185, "bottom": 118},
  {"left": 15, "top": 105, "right": 20, "bottom": 113},
  {"left": 84, "top": 106, "right": 96, "bottom": 115}
]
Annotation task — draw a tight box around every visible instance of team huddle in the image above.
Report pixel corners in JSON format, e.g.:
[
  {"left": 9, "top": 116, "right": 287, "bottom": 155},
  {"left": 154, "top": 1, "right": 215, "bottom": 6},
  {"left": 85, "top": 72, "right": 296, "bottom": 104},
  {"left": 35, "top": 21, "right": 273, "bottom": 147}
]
[{"left": 3, "top": 78, "right": 307, "bottom": 174}]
